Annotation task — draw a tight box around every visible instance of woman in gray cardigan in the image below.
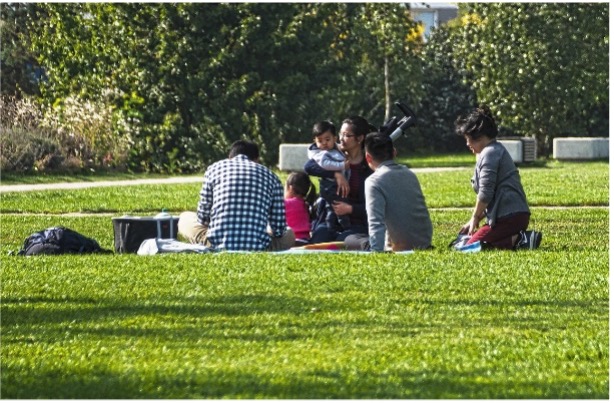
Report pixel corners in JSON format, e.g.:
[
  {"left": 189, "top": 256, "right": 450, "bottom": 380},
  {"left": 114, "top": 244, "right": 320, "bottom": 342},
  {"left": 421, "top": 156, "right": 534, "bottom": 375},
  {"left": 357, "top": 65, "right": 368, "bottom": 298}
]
[{"left": 455, "top": 105, "right": 541, "bottom": 250}]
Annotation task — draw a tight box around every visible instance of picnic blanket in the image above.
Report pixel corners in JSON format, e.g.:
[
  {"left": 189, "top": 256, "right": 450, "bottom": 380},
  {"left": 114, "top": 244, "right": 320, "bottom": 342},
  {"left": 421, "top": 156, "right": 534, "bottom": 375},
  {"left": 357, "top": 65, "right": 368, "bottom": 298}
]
[
  {"left": 278, "top": 241, "right": 415, "bottom": 254},
  {"left": 136, "top": 240, "right": 415, "bottom": 255},
  {"left": 137, "top": 238, "right": 213, "bottom": 255}
]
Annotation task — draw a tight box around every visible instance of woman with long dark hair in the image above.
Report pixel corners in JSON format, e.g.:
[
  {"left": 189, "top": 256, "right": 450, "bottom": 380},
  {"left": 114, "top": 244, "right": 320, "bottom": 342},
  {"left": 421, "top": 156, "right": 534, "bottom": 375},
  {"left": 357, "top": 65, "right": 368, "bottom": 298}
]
[{"left": 305, "top": 115, "right": 375, "bottom": 244}]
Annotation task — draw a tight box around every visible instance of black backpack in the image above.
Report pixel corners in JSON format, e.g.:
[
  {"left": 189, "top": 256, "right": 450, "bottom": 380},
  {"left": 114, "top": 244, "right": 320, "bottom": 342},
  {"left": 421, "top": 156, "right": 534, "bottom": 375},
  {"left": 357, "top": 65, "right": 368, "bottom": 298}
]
[{"left": 18, "top": 226, "right": 110, "bottom": 256}]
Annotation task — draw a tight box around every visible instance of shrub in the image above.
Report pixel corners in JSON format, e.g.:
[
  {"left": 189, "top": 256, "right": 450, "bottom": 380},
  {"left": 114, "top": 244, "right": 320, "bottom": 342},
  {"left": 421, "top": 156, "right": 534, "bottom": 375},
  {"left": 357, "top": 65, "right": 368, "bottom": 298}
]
[
  {"left": 40, "top": 94, "right": 130, "bottom": 170},
  {"left": 0, "top": 127, "right": 64, "bottom": 172},
  {"left": 0, "top": 93, "right": 130, "bottom": 173},
  {"left": 0, "top": 96, "right": 130, "bottom": 172},
  {"left": 0, "top": 95, "right": 42, "bottom": 129},
  {"left": 0, "top": 95, "right": 65, "bottom": 172}
]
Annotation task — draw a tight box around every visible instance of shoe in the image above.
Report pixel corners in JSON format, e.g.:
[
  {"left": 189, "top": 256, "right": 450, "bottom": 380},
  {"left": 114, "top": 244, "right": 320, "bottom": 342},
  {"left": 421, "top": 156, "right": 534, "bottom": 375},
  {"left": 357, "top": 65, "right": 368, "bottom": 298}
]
[
  {"left": 516, "top": 230, "right": 542, "bottom": 250},
  {"left": 530, "top": 231, "right": 543, "bottom": 249},
  {"left": 449, "top": 233, "right": 472, "bottom": 248},
  {"left": 455, "top": 240, "right": 482, "bottom": 253}
]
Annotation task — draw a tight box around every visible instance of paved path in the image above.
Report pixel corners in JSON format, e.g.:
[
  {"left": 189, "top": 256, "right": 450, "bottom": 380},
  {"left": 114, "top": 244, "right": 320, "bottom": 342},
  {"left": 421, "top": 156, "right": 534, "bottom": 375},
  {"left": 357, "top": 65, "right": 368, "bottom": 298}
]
[{"left": 0, "top": 167, "right": 466, "bottom": 193}]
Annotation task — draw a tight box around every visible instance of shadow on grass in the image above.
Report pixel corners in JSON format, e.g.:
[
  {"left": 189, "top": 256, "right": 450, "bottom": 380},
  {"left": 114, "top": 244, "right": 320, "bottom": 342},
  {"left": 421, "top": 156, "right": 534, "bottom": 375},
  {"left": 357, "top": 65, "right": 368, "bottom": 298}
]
[
  {"left": 2, "top": 293, "right": 314, "bottom": 325},
  {"left": 2, "top": 295, "right": 607, "bottom": 348},
  {"left": 2, "top": 292, "right": 608, "bottom": 399},
  {"left": 1, "top": 360, "right": 605, "bottom": 399},
  {"left": 2, "top": 293, "right": 607, "bottom": 327}
]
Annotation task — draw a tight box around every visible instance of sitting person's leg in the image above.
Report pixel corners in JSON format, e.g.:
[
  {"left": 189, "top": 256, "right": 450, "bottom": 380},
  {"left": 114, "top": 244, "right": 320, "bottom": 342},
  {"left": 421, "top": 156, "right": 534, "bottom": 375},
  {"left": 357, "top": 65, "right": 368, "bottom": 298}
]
[
  {"left": 344, "top": 233, "right": 370, "bottom": 251},
  {"left": 336, "top": 211, "right": 351, "bottom": 230},
  {"left": 337, "top": 224, "right": 368, "bottom": 241},
  {"left": 269, "top": 228, "right": 295, "bottom": 251},
  {"left": 178, "top": 212, "right": 210, "bottom": 245},
  {"left": 468, "top": 213, "right": 530, "bottom": 249},
  {"left": 320, "top": 180, "right": 344, "bottom": 230},
  {"left": 294, "top": 238, "right": 310, "bottom": 247},
  {"left": 325, "top": 202, "right": 338, "bottom": 230},
  {"left": 310, "top": 223, "right": 338, "bottom": 244}
]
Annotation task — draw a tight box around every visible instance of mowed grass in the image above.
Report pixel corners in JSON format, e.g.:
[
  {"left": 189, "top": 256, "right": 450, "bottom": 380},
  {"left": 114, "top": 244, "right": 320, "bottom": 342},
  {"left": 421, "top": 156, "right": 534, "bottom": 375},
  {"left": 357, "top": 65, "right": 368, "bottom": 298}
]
[
  {"left": 0, "top": 161, "right": 608, "bottom": 214},
  {"left": 0, "top": 171, "right": 181, "bottom": 185},
  {"left": 398, "top": 152, "right": 477, "bottom": 168},
  {"left": 0, "top": 159, "right": 609, "bottom": 398},
  {"left": 0, "top": 152, "right": 474, "bottom": 185}
]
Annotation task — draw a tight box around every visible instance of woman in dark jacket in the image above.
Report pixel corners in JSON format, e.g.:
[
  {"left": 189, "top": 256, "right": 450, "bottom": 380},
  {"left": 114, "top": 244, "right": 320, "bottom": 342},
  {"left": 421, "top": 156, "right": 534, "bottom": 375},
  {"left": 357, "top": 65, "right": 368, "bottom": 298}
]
[{"left": 305, "top": 115, "right": 374, "bottom": 243}]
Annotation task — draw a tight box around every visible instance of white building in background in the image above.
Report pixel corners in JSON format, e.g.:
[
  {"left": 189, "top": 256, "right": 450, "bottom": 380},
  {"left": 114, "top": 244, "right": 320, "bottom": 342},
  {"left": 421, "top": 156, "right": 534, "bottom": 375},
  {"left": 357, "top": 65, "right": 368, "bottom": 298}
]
[{"left": 408, "top": 2, "right": 458, "bottom": 39}]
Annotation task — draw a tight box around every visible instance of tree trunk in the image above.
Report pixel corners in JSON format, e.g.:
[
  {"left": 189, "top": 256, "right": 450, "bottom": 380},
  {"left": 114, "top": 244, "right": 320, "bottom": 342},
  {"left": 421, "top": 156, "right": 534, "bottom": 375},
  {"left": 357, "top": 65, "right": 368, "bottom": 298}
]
[{"left": 384, "top": 54, "right": 390, "bottom": 121}]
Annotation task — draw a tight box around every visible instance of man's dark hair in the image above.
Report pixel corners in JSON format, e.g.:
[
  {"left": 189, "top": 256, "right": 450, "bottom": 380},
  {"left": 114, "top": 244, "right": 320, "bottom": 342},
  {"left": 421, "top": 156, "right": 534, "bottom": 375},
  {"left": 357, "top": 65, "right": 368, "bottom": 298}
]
[
  {"left": 364, "top": 132, "right": 394, "bottom": 163},
  {"left": 228, "top": 140, "right": 259, "bottom": 160}
]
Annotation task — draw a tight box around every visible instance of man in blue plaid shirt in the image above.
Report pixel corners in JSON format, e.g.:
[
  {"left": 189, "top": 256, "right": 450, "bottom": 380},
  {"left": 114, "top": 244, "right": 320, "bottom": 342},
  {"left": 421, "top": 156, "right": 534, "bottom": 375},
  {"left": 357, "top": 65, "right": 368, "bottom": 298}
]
[{"left": 178, "top": 140, "right": 295, "bottom": 251}]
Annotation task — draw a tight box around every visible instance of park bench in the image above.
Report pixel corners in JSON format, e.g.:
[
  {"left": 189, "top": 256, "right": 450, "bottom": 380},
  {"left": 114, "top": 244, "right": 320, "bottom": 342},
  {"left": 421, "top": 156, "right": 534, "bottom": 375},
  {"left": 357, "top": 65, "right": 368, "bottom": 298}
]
[
  {"left": 553, "top": 137, "right": 609, "bottom": 160},
  {"left": 278, "top": 137, "right": 539, "bottom": 170}
]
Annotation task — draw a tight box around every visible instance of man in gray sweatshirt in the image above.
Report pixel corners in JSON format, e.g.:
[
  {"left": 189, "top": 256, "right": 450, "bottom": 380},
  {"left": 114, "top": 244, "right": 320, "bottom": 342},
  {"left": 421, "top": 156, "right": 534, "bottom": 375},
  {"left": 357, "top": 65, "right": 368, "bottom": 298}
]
[{"left": 345, "top": 132, "right": 432, "bottom": 252}]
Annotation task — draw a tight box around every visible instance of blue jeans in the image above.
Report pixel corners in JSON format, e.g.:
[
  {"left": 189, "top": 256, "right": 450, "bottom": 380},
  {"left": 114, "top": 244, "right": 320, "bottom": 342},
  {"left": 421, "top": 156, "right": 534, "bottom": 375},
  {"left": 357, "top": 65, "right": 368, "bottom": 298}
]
[{"left": 309, "top": 222, "right": 368, "bottom": 244}]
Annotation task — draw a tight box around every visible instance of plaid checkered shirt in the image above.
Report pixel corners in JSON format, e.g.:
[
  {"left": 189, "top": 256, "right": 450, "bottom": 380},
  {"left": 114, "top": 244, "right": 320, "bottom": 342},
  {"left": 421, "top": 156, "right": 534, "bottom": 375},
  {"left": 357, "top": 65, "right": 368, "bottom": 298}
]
[{"left": 197, "top": 154, "right": 287, "bottom": 251}]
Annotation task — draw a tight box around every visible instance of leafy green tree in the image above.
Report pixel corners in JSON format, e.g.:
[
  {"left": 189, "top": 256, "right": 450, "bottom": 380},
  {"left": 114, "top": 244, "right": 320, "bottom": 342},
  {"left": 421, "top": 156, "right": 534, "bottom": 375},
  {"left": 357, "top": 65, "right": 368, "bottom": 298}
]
[
  {"left": 448, "top": 3, "right": 609, "bottom": 154},
  {"left": 322, "top": 3, "right": 424, "bottom": 125},
  {"left": 183, "top": 3, "right": 347, "bottom": 166},
  {"left": 412, "top": 23, "right": 476, "bottom": 153},
  {"left": 27, "top": 4, "right": 144, "bottom": 167},
  {"left": 1, "top": 3, "right": 41, "bottom": 96},
  {"left": 183, "top": 3, "right": 423, "bottom": 165},
  {"left": 28, "top": 4, "right": 341, "bottom": 170},
  {"left": 26, "top": 3, "right": 427, "bottom": 172}
]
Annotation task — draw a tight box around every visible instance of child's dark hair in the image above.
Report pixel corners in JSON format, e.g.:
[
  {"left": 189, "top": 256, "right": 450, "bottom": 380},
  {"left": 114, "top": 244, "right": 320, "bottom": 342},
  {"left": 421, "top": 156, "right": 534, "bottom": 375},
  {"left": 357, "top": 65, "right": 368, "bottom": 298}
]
[
  {"left": 313, "top": 121, "right": 336, "bottom": 139},
  {"left": 286, "top": 171, "right": 317, "bottom": 206},
  {"left": 455, "top": 105, "right": 498, "bottom": 140}
]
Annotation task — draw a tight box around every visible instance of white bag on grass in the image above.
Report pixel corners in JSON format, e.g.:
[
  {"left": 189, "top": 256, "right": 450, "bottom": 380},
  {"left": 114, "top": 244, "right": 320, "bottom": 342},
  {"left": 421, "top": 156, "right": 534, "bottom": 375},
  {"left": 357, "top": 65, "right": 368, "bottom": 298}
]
[{"left": 137, "top": 238, "right": 213, "bottom": 255}]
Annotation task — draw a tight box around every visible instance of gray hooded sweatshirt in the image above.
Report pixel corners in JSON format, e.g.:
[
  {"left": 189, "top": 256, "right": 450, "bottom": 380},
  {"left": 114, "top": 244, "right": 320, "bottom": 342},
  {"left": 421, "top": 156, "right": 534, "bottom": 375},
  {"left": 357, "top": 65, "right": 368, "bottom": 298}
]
[{"left": 472, "top": 141, "right": 530, "bottom": 226}]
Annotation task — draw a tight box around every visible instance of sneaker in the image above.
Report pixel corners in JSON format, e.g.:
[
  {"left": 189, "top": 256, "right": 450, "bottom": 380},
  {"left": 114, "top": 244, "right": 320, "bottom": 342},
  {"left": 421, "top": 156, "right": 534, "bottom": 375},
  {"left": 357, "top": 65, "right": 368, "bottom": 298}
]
[
  {"left": 530, "top": 231, "right": 543, "bottom": 249},
  {"left": 516, "top": 230, "right": 542, "bottom": 250},
  {"left": 455, "top": 240, "right": 482, "bottom": 253}
]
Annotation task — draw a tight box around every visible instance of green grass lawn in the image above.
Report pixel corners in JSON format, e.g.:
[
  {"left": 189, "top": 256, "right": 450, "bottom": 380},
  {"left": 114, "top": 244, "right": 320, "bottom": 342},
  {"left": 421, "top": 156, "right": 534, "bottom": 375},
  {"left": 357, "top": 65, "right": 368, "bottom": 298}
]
[
  {"left": 0, "top": 158, "right": 609, "bottom": 398},
  {"left": 0, "top": 152, "right": 475, "bottom": 185},
  {"left": 0, "top": 161, "right": 608, "bottom": 214},
  {"left": 0, "top": 170, "right": 179, "bottom": 185},
  {"left": 397, "top": 151, "right": 478, "bottom": 168}
]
